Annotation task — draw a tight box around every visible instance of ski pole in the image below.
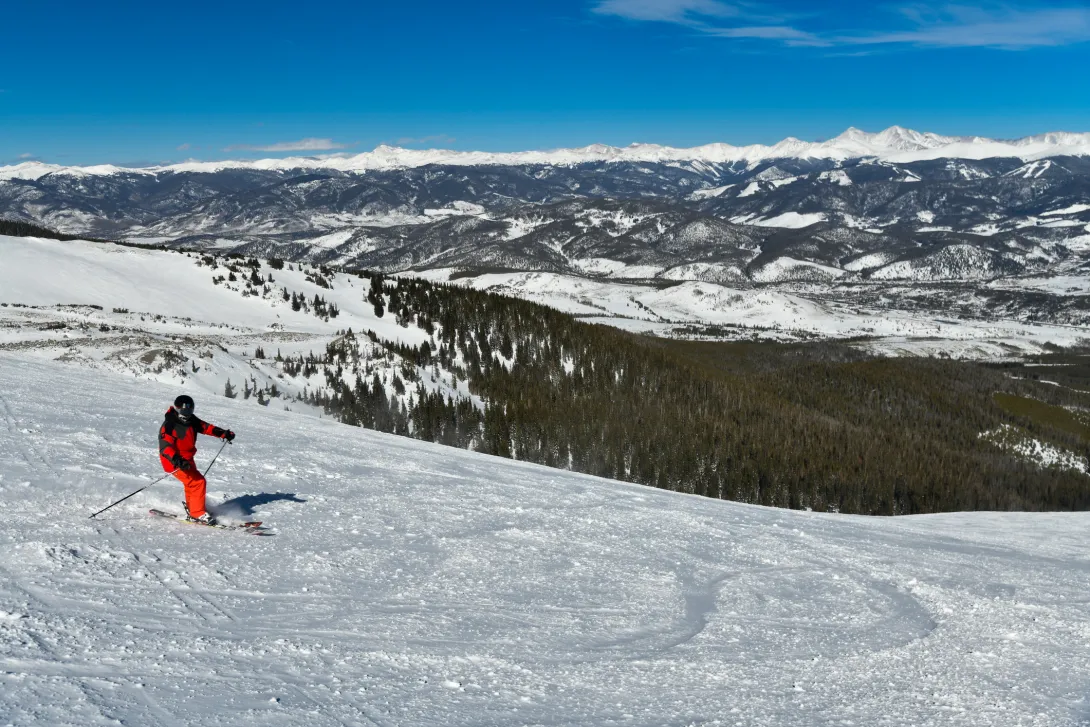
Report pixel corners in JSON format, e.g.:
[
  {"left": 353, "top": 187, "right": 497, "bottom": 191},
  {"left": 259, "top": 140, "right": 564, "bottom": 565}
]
[
  {"left": 202, "top": 439, "right": 230, "bottom": 477},
  {"left": 88, "top": 470, "right": 177, "bottom": 519}
]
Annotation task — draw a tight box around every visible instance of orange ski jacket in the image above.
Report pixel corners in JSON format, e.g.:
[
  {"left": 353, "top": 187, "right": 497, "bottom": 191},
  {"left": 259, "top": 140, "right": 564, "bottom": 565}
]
[{"left": 158, "top": 408, "right": 228, "bottom": 471}]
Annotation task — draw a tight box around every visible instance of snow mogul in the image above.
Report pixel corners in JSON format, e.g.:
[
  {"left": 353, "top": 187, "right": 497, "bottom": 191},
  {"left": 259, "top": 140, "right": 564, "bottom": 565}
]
[{"left": 158, "top": 395, "right": 235, "bottom": 525}]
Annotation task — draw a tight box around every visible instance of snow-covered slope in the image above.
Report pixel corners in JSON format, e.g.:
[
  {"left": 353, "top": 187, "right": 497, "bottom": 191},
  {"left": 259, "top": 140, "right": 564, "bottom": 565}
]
[
  {"left": 0, "top": 235, "right": 404, "bottom": 339},
  {"left": 0, "top": 235, "right": 468, "bottom": 423},
  {"left": 2, "top": 355, "right": 1089, "bottom": 726},
  {"left": 2, "top": 126, "right": 1089, "bottom": 180}
]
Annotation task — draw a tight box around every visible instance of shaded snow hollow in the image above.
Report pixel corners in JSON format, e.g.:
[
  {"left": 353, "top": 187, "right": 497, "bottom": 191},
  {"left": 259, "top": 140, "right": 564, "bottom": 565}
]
[{"left": 0, "top": 356, "right": 1088, "bottom": 726}]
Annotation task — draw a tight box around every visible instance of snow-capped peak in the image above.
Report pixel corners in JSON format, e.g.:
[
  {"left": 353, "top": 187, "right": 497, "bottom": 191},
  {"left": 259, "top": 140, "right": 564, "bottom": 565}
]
[
  {"left": 0, "top": 161, "right": 156, "bottom": 181},
  {"left": 3, "top": 126, "right": 1089, "bottom": 181},
  {"left": 827, "top": 126, "right": 958, "bottom": 154},
  {"left": 871, "top": 126, "right": 957, "bottom": 150}
]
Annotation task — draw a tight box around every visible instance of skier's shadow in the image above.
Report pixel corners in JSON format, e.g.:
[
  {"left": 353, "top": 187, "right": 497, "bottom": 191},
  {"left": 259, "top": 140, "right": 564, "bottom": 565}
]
[{"left": 216, "top": 492, "right": 307, "bottom": 517}]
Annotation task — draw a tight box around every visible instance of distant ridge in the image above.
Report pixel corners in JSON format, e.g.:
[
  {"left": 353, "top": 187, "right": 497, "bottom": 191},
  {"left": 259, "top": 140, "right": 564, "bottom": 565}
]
[{"left": 4, "top": 126, "right": 1090, "bottom": 180}]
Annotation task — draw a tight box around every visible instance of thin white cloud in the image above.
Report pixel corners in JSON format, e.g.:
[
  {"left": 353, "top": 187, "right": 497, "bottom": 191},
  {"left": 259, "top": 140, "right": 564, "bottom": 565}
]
[
  {"left": 593, "top": 0, "right": 744, "bottom": 23},
  {"left": 592, "top": 1, "right": 1090, "bottom": 50},
  {"left": 18, "top": 153, "right": 34, "bottom": 159},
  {"left": 224, "top": 138, "right": 351, "bottom": 153},
  {"left": 394, "top": 134, "right": 456, "bottom": 146},
  {"left": 840, "top": 5, "right": 1090, "bottom": 49},
  {"left": 708, "top": 24, "right": 824, "bottom": 44},
  {"left": 176, "top": 143, "right": 191, "bottom": 151}
]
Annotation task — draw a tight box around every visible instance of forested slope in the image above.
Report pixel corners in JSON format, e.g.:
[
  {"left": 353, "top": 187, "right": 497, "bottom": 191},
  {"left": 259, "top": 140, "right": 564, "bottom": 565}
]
[{"left": 301, "top": 272, "right": 1090, "bottom": 514}]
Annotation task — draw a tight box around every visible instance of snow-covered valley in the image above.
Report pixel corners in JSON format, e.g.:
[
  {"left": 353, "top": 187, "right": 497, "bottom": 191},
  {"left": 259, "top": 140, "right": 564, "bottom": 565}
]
[
  {"left": 418, "top": 269, "right": 1090, "bottom": 358},
  {"left": 4, "top": 234, "right": 1084, "bottom": 372},
  {"left": 2, "top": 355, "right": 1089, "bottom": 726}
]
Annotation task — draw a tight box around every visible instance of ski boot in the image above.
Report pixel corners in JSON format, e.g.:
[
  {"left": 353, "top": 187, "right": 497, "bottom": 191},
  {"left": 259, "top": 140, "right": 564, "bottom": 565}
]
[{"left": 183, "top": 502, "right": 217, "bottom": 526}]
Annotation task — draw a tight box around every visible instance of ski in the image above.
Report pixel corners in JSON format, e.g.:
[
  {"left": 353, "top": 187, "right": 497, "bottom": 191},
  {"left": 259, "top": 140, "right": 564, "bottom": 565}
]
[{"left": 149, "top": 509, "right": 273, "bottom": 535}]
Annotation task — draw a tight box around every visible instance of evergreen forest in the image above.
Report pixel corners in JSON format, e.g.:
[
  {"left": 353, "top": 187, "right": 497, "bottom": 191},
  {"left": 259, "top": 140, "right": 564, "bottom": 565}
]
[{"left": 300, "top": 272, "right": 1090, "bottom": 515}]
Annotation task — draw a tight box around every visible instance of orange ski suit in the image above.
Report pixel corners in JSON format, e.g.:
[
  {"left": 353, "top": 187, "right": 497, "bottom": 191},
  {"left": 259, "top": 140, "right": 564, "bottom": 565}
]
[{"left": 157, "top": 408, "right": 230, "bottom": 518}]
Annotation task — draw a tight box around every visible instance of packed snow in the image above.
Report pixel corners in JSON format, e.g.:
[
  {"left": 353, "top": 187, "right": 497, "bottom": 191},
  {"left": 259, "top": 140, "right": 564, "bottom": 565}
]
[{"left": 2, "top": 356, "right": 1089, "bottom": 726}]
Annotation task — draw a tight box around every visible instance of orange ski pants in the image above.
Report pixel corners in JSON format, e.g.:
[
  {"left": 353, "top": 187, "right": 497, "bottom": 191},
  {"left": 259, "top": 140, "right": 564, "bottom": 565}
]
[{"left": 171, "top": 462, "right": 208, "bottom": 518}]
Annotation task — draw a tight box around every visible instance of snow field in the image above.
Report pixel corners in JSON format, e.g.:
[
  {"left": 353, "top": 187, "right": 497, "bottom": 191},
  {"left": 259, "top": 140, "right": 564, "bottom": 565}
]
[
  {"left": 0, "top": 235, "right": 426, "bottom": 347},
  {"left": 1, "top": 355, "right": 1089, "bottom": 726},
  {"left": 731, "top": 212, "right": 828, "bottom": 229}
]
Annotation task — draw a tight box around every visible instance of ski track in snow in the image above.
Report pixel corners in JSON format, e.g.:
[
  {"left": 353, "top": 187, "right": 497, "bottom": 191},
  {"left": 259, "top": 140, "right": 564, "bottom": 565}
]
[{"left": 1, "top": 354, "right": 1089, "bottom": 726}]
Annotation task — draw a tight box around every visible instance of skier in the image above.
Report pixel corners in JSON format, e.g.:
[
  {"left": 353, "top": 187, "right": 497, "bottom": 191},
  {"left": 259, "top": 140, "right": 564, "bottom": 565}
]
[{"left": 158, "top": 395, "right": 235, "bottom": 525}]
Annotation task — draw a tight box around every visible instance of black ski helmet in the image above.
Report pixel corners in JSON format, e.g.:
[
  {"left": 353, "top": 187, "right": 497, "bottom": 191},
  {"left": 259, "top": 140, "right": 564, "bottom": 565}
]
[{"left": 174, "top": 394, "right": 195, "bottom": 412}]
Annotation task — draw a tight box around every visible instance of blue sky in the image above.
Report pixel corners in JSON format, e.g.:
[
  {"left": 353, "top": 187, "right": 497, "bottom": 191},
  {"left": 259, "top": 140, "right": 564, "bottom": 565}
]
[{"left": 2, "top": 0, "right": 1089, "bottom": 165}]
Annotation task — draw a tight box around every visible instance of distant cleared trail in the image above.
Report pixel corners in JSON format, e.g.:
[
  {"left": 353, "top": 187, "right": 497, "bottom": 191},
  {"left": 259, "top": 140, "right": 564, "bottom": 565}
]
[{"left": 0, "top": 352, "right": 1088, "bottom": 726}]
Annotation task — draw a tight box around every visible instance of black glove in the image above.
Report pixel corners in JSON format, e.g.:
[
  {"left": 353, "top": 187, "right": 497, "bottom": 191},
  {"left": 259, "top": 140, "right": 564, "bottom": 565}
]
[
  {"left": 170, "top": 454, "right": 190, "bottom": 470},
  {"left": 223, "top": 430, "right": 235, "bottom": 442}
]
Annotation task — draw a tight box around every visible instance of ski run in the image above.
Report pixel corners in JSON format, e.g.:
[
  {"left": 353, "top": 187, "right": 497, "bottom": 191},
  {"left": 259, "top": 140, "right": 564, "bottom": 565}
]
[{"left": 0, "top": 354, "right": 1088, "bottom": 726}]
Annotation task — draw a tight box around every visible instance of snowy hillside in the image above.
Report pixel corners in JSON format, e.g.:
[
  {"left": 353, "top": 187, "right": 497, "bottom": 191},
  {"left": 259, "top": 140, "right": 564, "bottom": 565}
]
[
  {"left": 2, "top": 356, "right": 1089, "bottom": 726},
  {"left": 0, "top": 234, "right": 457, "bottom": 413}
]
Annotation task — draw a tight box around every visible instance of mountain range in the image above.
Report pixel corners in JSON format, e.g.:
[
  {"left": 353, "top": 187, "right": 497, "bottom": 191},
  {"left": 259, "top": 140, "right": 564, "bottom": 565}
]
[
  {"left": 2, "top": 126, "right": 1089, "bottom": 334},
  {"left": 5, "top": 126, "right": 1090, "bottom": 179}
]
